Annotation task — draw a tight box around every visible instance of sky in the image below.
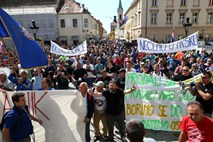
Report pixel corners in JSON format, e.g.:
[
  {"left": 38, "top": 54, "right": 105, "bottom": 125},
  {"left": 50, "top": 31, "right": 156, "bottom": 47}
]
[{"left": 75, "top": 0, "right": 132, "bottom": 33}]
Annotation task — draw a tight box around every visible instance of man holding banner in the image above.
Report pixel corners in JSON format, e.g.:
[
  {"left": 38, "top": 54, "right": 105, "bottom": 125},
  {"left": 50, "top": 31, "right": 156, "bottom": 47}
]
[{"left": 189, "top": 71, "right": 213, "bottom": 118}]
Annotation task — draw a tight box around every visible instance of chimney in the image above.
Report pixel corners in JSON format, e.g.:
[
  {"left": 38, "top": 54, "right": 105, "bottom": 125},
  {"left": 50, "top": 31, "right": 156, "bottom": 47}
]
[
  {"left": 82, "top": 4, "right": 85, "bottom": 8},
  {"left": 113, "top": 16, "right": 117, "bottom": 23}
]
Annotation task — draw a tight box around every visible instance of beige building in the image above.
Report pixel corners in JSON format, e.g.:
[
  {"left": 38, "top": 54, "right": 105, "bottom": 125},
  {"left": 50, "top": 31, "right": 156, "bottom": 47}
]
[
  {"left": 58, "top": 0, "right": 104, "bottom": 45},
  {"left": 125, "top": 0, "right": 213, "bottom": 42}
]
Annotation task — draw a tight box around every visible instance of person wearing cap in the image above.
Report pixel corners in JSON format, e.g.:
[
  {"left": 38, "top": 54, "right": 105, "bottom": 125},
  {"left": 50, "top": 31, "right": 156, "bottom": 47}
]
[
  {"left": 0, "top": 71, "right": 14, "bottom": 91},
  {"left": 8, "top": 69, "right": 32, "bottom": 91},
  {"left": 89, "top": 79, "right": 136, "bottom": 142},
  {"left": 96, "top": 70, "right": 111, "bottom": 89},
  {"left": 92, "top": 81, "right": 109, "bottom": 141},
  {"left": 117, "top": 68, "right": 126, "bottom": 90},
  {"left": 136, "top": 62, "right": 145, "bottom": 73}
]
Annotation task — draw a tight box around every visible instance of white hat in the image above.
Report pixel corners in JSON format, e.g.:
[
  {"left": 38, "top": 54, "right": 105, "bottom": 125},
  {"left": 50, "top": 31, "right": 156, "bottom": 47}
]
[{"left": 94, "top": 81, "right": 104, "bottom": 87}]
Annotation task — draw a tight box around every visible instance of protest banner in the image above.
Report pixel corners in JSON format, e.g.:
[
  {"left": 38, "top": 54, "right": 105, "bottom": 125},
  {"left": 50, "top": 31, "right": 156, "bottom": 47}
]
[
  {"left": 50, "top": 41, "right": 87, "bottom": 56},
  {"left": 125, "top": 72, "right": 195, "bottom": 131},
  {"left": 0, "top": 90, "right": 85, "bottom": 142},
  {"left": 138, "top": 32, "right": 199, "bottom": 53}
]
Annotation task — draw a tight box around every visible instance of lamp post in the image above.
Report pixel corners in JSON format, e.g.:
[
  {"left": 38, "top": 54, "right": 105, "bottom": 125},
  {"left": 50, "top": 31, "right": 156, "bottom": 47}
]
[
  {"left": 183, "top": 17, "right": 192, "bottom": 37},
  {"left": 29, "top": 20, "right": 39, "bottom": 40}
]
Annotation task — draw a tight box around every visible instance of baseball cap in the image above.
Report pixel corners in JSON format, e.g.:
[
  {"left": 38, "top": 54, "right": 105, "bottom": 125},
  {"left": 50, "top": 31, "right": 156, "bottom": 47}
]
[
  {"left": 118, "top": 68, "right": 126, "bottom": 73},
  {"left": 94, "top": 81, "right": 104, "bottom": 87}
]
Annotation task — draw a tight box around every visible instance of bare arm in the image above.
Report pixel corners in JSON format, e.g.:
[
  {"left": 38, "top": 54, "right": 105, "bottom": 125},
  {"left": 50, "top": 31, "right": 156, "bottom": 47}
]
[
  {"left": 30, "top": 114, "right": 43, "bottom": 125},
  {"left": 178, "top": 131, "right": 187, "bottom": 142},
  {"left": 124, "top": 85, "right": 136, "bottom": 94},
  {"left": 2, "top": 128, "right": 10, "bottom": 142},
  {"left": 194, "top": 82, "right": 213, "bottom": 100}
]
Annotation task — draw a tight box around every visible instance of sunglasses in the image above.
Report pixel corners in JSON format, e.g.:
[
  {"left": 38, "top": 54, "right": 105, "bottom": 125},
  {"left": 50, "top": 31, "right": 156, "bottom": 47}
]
[
  {"left": 183, "top": 70, "right": 189, "bottom": 72},
  {"left": 201, "top": 76, "right": 208, "bottom": 79}
]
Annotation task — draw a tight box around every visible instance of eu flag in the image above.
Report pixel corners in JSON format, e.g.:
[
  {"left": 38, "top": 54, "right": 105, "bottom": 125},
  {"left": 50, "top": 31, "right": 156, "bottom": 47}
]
[{"left": 0, "top": 7, "right": 48, "bottom": 69}]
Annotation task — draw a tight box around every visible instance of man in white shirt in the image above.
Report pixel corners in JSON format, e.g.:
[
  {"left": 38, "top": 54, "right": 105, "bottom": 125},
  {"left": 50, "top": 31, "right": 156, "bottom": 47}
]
[
  {"left": 83, "top": 59, "right": 94, "bottom": 87},
  {"left": 31, "top": 68, "right": 43, "bottom": 90},
  {"left": 0, "top": 71, "right": 14, "bottom": 91}
]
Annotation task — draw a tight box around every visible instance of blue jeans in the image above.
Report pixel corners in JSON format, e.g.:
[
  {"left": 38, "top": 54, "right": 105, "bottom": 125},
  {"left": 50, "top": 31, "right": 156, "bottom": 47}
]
[{"left": 85, "top": 119, "right": 91, "bottom": 142}]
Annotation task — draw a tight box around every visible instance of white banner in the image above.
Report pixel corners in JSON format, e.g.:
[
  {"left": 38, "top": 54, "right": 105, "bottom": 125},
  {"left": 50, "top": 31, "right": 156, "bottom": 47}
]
[
  {"left": 0, "top": 90, "right": 85, "bottom": 142},
  {"left": 50, "top": 41, "right": 87, "bottom": 56},
  {"left": 125, "top": 72, "right": 195, "bottom": 131},
  {"left": 138, "top": 32, "right": 199, "bottom": 53}
]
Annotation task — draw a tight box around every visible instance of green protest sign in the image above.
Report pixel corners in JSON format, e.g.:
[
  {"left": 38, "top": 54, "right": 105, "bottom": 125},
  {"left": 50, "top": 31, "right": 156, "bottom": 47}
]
[{"left": 125, "top": 72, "right": 195, "bottom": 131}]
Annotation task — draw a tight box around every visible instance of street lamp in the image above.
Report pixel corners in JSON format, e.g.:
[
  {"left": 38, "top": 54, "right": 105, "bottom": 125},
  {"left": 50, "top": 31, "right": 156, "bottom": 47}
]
[
  {"left": 183, "top": 17, "right": 192, "bottom": 37},
  {"left": 30, "top": 20, "right": 39, "bottom": 40}
]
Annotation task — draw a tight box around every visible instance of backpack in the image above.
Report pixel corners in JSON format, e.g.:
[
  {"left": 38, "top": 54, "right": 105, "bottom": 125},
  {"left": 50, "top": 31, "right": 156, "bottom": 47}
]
[{"left": 0, "top": 108, "right": 22, "bottom": 132}]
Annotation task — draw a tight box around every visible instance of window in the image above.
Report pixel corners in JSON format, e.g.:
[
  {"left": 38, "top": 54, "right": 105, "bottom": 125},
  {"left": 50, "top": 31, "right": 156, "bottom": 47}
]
[
  {"left": 209, "top": 0, "right": 213, "bottom": 5},
  {"left": 193, "top": 0, "right": 199, "bottom": 6},
  {"left": 167, "top": 0, "right": 173, "bottom": 7},
  {"left": 179, "top": 13, "right": 185, "bottom": 23},
  {"left": 207, "top": 12, "right": 213, "bottom": 23},
  {"left": 73, "top": 19, "right": 78, "bottom": 27},
  {"left": 151, "top": 12, "right": 157, "bottom": 24},
  {"left": 166, "top": 35, "right": 172, "bottom": 43},
  {"left": 152, "top": 0, "right": 157, "bottom": 6},
  {"left": 60, "top": 19, "right": 65, "bottom": 28},
  {"left": 84, "top": 19, "right": 88, "bottom": 27},
  {"left": 181, "top": 0, "right": 187, "bottom": 6},
  {"left": 166, "top": 13, "right": 172, "bottom": 24},
  {"left": 192, "top": 12, "right": 198, "bottom": 23}
]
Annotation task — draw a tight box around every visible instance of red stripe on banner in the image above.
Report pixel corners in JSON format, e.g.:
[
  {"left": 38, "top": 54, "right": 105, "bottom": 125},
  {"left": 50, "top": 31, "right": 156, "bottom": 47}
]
[{"left": 34, "top": 91, "right": 50, "bottom": 120}]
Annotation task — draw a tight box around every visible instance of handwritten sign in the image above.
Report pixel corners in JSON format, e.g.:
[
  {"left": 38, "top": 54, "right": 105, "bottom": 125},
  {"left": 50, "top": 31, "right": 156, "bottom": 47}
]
[
  {"left": 50, "top": 41, "right": 87, "bottom": 56},
  {"left": 0, "top": 90, "right": 85, "bottom": 142},
  {"left": 138, "top": 32, "right": 199, "bottom": 53},
  {"left": 125, "top": 72, "right": 195, "bottom": 131}
]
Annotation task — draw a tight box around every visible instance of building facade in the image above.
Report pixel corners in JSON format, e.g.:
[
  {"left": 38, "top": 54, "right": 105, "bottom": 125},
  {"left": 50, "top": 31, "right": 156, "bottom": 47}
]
[
  {"left": 125, "top": 0, "right": 213, "bottom": 42},
  {"left": 1, "top": 0, "right": 62, "bottom": 42},
  {"left": 58, "top": 0, "right": 103, "bottom": 45}
]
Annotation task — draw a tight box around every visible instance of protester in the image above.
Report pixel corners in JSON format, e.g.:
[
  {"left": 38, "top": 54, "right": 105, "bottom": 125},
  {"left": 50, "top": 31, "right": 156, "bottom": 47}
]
[
  {"left": 0, "top": 71, "right": 14, "bottom": 91},
  {"left": 126, "top": 119, "right": 157, "bottom": 142},
  {"left": 189, "top": 71, "right": 213, "bottom": 118},
  {"left": 79, "top": 82, "right": 94, "bottom": 142},
  {"left": 2, "top": 92, "right": 42, "bottom": 142},
  {"left": 8, "top": 69, "right": 32, "bottom": 91},
  {"left": 53, "top": 62, "right": 69, "bottom": 89},
  {"left": 179, "top": 101, "right": 213, "bottom": 142},
  {"left": 91, "top": 81, "right": 109, "bottom": 141},
  {"left": 90, "top": 79, "right": 136, "bottom": 142},
  {"left": 173, "top": 66, "right": 192, "bottom": 81},
  {"left": 31, "top": 68, "right": 43, "bottom": 90},
  {"left": 38, "top": 77, "right": 54, "bottom": 90}
]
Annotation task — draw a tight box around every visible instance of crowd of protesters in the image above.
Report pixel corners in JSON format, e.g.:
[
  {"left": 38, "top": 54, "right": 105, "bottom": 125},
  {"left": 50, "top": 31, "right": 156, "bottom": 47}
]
[{"left": 0, "top": 40, "right": 213, "bottom": 142}]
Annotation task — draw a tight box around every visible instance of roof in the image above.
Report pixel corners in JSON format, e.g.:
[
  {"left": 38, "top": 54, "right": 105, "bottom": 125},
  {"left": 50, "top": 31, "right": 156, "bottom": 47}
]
[
  {"left": 0, "top": 0, "right": 60, "bottom": 7},
  {"left": 58, "top": 0, "right": 90, "bottom": 14},
  {"left": 0, "top": 0, "right": 64, "bottom": 13},
  {"left": 118, "top": 0, "right": 123, "bottom": 11}
]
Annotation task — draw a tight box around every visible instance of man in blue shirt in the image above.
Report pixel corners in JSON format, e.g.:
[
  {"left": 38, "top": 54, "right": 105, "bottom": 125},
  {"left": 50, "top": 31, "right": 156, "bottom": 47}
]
[
  {"left": 8, "top": 69, "right": 32, "bottom": 91},
  {"left": 2, "top": 92, "right": 42, "bottom": 142}
]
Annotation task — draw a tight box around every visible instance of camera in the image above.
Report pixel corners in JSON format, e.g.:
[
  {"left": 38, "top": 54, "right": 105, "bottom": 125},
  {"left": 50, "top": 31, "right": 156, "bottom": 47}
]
[{"left": 190, "top": 82, "right": 196, "bottom": 87}]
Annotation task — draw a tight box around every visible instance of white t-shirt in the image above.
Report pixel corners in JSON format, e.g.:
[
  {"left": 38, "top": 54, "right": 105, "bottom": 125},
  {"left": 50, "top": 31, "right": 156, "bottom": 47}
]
[
  {"left": 93, "top": 89, "right": 106, "bottom": 113},
  {"left": 83, "top": 64, "right": 94, "bottom": 78}
]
